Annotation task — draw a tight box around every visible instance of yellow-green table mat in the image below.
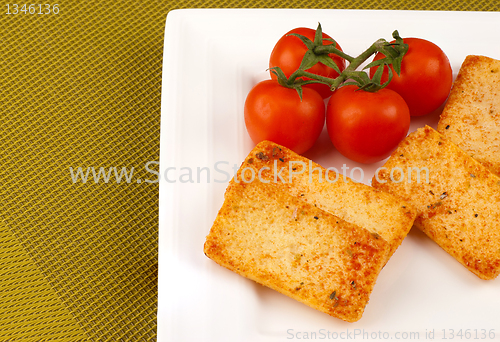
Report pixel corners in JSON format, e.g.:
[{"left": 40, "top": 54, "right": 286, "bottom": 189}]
[{"left": 1, "top": 0, "right": 498, "bottom": 340}]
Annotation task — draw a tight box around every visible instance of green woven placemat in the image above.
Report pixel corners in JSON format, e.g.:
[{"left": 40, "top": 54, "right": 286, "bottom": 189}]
[
  {"left": 0, "top": 0, "right": 498, "bottom": 341},
  {"left": 0, "top": 221, "right": 87, "bottom": 341},
  {"left": 0, "top": 1, "right": 164, "bottom": 340}
]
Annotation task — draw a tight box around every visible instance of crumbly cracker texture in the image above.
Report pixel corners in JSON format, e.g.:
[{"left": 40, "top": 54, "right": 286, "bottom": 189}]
[
  {"left": 204, "top": 180, "right": 389, "bottom": 322},
  {"left": 238, "top": 141, "right": 416, "bottom": 262},
  {"left": 373, "top": 126, "right": 500, "bottom": 280},
  {"left": 438, "top": 55, "right": 500, "bottom": 176}
]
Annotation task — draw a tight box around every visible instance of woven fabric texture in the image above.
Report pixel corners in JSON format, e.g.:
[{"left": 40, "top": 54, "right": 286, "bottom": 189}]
[
  {"left": 0, "top": 222, "right": 87, "bottom": 341},
  {"left": 0, "top": 0, "right": 498, "bottom": 341}
]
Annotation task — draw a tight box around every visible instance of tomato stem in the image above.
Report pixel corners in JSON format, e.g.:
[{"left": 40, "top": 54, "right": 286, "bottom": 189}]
[
  {"left": 313, "top": 45, "right": 355, "bottom": 63},
  {"left": 287, "top": 39, "right": 382, "bottom": 91},
  {"left": 331, "top": 39, "right": 385, "bottom": 91},
  {"left": 275, "top": 26, "right": 408, "bottom": 95}
]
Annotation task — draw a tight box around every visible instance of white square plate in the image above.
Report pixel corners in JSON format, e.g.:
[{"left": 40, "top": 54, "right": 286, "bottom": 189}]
[{"left": 158, "top": 9, "right": 500, "bottom": 341}]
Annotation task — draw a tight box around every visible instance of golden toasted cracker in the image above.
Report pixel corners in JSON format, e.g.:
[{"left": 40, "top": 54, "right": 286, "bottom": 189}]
[
  {"left": 205, "top": 142, "right": 418, "bottom": 321},
  {"left": 438, "top": 55, "right": 500, "bottom": 176},
  {"left": 239, "top": 141, "right": 416, "bottom": 262},
  {"left": 205, "top": 179, "right": 389, "bottom": 322},
  {"left": 372, "top": 126, "right": 500, "bottom": 280}
]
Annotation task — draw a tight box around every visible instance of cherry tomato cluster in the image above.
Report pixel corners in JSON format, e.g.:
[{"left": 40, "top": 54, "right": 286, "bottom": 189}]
[{"left": 244, "top": 25, "right": 453, "bottom": 164}]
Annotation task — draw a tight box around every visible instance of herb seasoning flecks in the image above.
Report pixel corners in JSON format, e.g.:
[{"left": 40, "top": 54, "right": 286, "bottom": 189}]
[
  {"left": 256, "top": 152, "right": 268, "bottom": 161},
  {"left": 272, "top": 147, "right": 278, "bottom": 157}
]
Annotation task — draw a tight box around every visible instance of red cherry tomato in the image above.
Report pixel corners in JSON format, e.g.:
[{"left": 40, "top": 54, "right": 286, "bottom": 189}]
[
  {"left": 326, "top": 85, "right": 410, "bottom": 164},
  {"left": 370, "top": 37, "right": 453, "bottom": 116},
  {"left": 269, "top": 27, "right": 346, "bottom": 99},
  {"left": 244, "top": 80, "right": 325, "bottom": 155}
]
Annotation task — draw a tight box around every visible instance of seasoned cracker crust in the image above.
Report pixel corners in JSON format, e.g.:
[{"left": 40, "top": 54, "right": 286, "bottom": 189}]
[
  {"left": 205, "top": 142, "right": 417, "bottom": 322},
  {"left": 239, "top": 141, "right": 416, "bottom": 262},
  {"left": 372, "top": 126, "right": 500, "bottom": 280},
  {"left": 438, "top": 55, "right": 500, "bottom": 176},
  {"left": 204, "top": 179, "right": 389, "bottom": 322}
]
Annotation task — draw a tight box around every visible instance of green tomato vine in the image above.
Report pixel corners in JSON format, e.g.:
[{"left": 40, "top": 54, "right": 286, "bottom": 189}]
[{"left": 269, "top": 23, "right": 408, "bottom": 99}]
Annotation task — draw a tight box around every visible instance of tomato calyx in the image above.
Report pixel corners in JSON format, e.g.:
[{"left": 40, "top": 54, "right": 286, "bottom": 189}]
[
  {"left": 270, "top": 66, "right": 325, "bottom": 101},
  {"left": 361, "top": 30, "right": 408, "bottom": 91},
  {"left": 287, "top": 23, "right": 353, "bottom": 73},
  {"left": 270, "top": 24, "right": 409, "bottom": 98}
]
